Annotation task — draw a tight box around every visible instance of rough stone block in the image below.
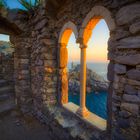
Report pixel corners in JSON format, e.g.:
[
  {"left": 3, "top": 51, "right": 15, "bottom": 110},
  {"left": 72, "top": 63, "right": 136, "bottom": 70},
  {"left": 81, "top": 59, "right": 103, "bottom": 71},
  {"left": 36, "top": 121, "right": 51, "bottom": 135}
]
[
  {"left": 35, "top": 19, "right": 47, "bottom": 30},
  {"left": 44, "top": 60, "right": 57, "bottom": 68},
  {"left": 123, "top": 94, "right": 140, "bottom": 103},
  {"left": 137, "top": 90, "right": 140, "bottom": 99},
  {"left": 47, "top": 88, "right": 57, "bottom": 94},
  {"left": 124, "top": 85, "right": 137, "bottom": 95},
  {"left": 116, "top": 4, "right": 140, "bottom": 25},
  {"left": 111, "top": 28, "right": 129, "bottom": 41},
  {"left": 118, "top": 118, "right": 130, "bottom": 129},
  {"left": 114, "top": 64, "right": 126, "bottom": 74},
  {"left": 107, "top": 61, "right": 114, "bottom": 81},
  {"left": 41, "top": 39, "right": 56, "bottom": 46},
  {"left": 117, "top": 36, "right": 140, "bottom": 49},
  {"left": 129, "top": 21, "right": 140, "bottom": 34},
  {"left": 114, "top": 74, "right": 119, "bottom": 83},
  {"left": 119, "top": 110, "right": 131, "bottom": 118},
  {"left": 136, "top": 65, "right": 140, "bottom": 70},
  {"left": 127, "top": 79, "right": 140, "bottom": 86},
  {"left": 115, "top": 54, "right": 140, "bottom": 66},
  {"left": 126, "top": 69, "right": 140, "bottom": 81},
  {"left": 121, "top": 102, "right": 139, "bottom": 115},
  {"left": 20, "top": 59, "right": 29, "bottom": 64}
]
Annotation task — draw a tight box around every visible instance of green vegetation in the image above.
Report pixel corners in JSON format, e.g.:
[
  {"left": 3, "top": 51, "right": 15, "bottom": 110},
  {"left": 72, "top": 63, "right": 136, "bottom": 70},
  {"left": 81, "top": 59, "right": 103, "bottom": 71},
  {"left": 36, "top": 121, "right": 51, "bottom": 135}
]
[
  {"left": 0, "top": 0, "right": 4, "bottom": 8},
  {"left": 18, "top": 0, "right": 42, "bottom": 11}
]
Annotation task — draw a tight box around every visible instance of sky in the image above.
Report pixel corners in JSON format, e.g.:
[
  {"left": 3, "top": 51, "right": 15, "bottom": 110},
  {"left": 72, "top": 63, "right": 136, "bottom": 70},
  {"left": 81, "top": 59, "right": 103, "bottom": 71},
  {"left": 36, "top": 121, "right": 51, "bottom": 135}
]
[
  {"left": 0, "top": 34, "right": 9, "bottom": 41},
  {"left": 3, "top": 0, "right": 35, "bottom": 9},
  {"left": 3, "top": 0, "right": 25, "bottom": 9},
  {"left": 67, "top": 19, "right": 110, "bottom": 63},
  {"left": 0, "top": 1, "right": 110, "bottom": 63}
]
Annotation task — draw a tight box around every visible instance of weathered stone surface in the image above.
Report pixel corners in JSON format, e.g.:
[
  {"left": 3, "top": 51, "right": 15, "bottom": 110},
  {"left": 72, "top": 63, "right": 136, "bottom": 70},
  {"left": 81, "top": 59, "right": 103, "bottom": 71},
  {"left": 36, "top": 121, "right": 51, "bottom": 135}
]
[
  {"left": 118, "top": 118, "right": 130, "bottom": 129},
  {"left": 136, "top": 65, "right": 140, "bottom": 70},
  {"left": 117, "top": 36, "right": 140, "bottom": 49},
  {"left": 107, "top": 61, "right": 114, "bottom": 82},
  {"left": 35, "top": 19, "right": 47, "bottom": 30},
  {"left": 111, "top": 29, "right": 130, "bottom": 41},
  {"left": 59, "top": 47, "right": 68, "bottom": 68},
  {"left": 20, "top": 59, "right": 29, "bottom": 64},
  {"left": 124, "top": 85, "right": 137, "bottom": 95},
  {"left": 126, "top": 69, "right": 140, "bottom": 81},
  {"left": 116, "top": 4, "right": 140, "bottom": 25},
  {"left": 5, "top": 1, "right": 140, "bottom": 140},
  {"left": 114, "top": 64, "right": 126, "bottom": 74},
  {"left": 119, "top": 110, "right": 131, "bottom": 118},
  {"left": 47, "top": 88, "right": 57, "bottom": 94},
  {"left": 127, "top": 79, "right": 140, "bottom": 86},
  {"left": 123, "top": 94, "right": 140, "bottom": 103},
  {"left": 121, "top": 103, "right": 139, "bottom": 115},
  {"left": 112, "top": 93, "right": 121, "bottom": 101},
  {"left": 41, "top": 39, "right": 56, "bottom": 46},
  {"left": 138, "top": 90, "right": 140, "bottom": 98},
  {"left": 129, "top": 21, "right": 140, "bottom": 34},
  {"left": 44, "top": 60, "right": 57, "bottom": 68},
  {"left": 115, "top": 54, "right": 140, "bottom": 66}
]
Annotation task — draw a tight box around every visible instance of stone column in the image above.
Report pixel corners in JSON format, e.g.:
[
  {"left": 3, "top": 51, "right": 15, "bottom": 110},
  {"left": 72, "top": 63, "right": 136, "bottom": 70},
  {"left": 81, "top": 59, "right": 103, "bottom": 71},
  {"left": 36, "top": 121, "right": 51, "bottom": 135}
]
[
  {"left": 59, "top": 43, "right": 68, "bottom": 104},
  {"left": 77, "top": 44, "right": 89, "bottom": 117}
]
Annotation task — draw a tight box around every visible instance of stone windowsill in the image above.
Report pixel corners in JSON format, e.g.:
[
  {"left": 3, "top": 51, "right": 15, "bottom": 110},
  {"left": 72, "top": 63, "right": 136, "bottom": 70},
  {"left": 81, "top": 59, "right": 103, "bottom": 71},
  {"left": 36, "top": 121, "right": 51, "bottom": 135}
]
[{"left": 63, "top": 102, "right": 107, "bottom": 131}]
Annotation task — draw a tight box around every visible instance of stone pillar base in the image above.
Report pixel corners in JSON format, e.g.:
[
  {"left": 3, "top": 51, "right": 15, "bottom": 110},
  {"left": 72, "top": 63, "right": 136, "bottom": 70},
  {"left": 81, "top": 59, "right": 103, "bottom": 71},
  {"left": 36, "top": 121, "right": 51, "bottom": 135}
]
[{"left": 76, "top": 107, "right": 89, "bottom": 118}]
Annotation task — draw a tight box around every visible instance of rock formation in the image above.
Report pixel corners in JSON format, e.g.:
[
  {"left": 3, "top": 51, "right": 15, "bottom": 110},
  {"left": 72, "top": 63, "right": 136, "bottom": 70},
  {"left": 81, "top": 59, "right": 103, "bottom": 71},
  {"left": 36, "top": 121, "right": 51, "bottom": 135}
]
[{"left": 68, "top": 64, "right": 109, "bottom": 94}]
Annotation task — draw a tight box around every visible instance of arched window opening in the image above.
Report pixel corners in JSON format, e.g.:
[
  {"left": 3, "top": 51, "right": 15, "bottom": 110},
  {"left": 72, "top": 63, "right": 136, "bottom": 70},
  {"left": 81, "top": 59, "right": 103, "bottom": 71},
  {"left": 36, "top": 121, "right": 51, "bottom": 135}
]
[
  {"left": 59, "top": 27, "right": 79, "bottom": 105},
  {"left": 85, "top": 19, "right": 109, "bottom": 120},
  {"left": 67, "top": 33, "right": 80, "bottom": 104},
  {"left": 67, "top": 19, "right": 109, "bottom": 120}
]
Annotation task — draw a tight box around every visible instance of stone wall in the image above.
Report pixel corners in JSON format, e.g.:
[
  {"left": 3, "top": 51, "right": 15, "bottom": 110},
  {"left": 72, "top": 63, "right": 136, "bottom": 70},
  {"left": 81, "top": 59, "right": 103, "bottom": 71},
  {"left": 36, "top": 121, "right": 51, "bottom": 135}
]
[
  {"left": 8, "top": 0, "right": 140, "bottom": 139},
  {"left": 0, "top": 53, "right": 14, "bottom": 82}
]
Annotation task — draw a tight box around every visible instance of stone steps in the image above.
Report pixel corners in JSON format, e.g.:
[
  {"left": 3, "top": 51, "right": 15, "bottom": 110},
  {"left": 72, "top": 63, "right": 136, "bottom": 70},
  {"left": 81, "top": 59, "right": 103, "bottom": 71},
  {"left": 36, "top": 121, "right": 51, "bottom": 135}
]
[
  {"left": 0, "top": 79, "right": 9, "bottom": 87},
  {"left": 0, "top": 86, "right": 14, "bottom": 95},
  {"left": 0, "top": 91, "right": 15, "bottom": 101},
  {"left": 0, "top": 78, "right": 16, "bottom": 114},
  {"left": 0, "top": 98, "right": 16, "bottom": 113}
]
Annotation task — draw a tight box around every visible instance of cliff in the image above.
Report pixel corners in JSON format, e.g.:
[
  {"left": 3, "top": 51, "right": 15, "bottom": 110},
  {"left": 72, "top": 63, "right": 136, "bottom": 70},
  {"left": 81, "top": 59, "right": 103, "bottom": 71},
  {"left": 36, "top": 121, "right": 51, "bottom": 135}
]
[{"left": 68, "top": 64, "right": 109, "bottom": 94}]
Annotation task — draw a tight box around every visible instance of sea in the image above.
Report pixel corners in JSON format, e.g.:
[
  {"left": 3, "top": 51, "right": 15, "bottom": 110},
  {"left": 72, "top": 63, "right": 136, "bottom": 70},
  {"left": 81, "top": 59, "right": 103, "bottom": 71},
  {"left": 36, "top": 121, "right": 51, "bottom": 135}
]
[{"left": 68, "top": 62, "right": 108, "bottom": 120}]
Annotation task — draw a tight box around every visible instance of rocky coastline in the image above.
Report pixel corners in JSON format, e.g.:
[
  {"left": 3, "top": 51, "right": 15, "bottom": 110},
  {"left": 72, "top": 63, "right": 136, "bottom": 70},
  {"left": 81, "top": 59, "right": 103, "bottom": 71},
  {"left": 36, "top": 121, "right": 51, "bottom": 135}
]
[{"left": 68, "top": 64, "right": 109, "bottom": 95}]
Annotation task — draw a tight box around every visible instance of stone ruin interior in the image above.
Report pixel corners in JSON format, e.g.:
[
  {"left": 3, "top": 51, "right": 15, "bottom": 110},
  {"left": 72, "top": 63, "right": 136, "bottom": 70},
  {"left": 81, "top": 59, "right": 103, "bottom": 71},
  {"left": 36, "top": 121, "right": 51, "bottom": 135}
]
[{"left": 0, "top": 0, "right": 140, "bottom": 140}]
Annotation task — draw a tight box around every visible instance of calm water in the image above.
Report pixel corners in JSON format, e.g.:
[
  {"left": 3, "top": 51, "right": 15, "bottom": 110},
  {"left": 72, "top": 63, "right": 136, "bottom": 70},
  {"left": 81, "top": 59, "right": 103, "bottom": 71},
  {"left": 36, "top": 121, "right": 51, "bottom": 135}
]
[
  {"left": 69, "top": 91, "right": 107, "bottom": 119},
  {"left": 68, "top": 62, "right": 108, "bottom": 119}
]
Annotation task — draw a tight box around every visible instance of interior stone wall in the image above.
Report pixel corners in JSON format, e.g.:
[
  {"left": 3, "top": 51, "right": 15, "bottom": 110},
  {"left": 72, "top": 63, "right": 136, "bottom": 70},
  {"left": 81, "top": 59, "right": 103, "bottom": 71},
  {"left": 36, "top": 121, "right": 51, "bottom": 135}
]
[
  {"left": 0, "top": 53, "right": 14, "bottom": 82},
  {"left": 9, "top": 0, "right": 140, "bottom": 139}
]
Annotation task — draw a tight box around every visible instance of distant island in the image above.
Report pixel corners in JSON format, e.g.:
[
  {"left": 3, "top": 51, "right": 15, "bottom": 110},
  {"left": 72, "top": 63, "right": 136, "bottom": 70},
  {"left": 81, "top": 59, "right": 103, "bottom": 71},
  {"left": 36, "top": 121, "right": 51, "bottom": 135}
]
[{"left": 68, "top": 63, "right": 109, "bottom": 95}]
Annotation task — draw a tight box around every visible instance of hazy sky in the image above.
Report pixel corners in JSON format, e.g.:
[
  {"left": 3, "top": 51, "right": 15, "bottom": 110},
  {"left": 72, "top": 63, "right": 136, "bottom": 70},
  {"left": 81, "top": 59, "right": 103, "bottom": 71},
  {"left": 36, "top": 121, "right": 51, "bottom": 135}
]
[
  {"left": 0, "top": 34, "right": 9, "bottom": 41},
  {"left": 67, "top": 19, "right": 110, "bottom": 63}
]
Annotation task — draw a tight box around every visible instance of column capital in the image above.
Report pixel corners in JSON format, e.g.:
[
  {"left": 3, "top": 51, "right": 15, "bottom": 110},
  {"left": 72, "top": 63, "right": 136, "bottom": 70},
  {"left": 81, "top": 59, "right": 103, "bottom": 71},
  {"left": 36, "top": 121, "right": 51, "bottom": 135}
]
[{"left": 79, "top": 44, "right": 87, "bottom": 49}]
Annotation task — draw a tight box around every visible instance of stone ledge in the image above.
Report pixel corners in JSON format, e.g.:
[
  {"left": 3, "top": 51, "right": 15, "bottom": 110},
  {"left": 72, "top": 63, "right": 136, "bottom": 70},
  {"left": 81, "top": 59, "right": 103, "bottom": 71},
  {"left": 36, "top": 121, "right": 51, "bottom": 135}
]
[{"left": 63, "top": 102, "right": 107, "bottom": 131}]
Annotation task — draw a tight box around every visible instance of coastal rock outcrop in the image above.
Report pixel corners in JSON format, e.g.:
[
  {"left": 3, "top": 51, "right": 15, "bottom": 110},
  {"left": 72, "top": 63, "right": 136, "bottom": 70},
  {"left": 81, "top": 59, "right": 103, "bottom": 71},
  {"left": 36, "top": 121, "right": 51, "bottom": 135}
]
[{"left": 68, "top": 64, "right": 109, "bottom": 94}]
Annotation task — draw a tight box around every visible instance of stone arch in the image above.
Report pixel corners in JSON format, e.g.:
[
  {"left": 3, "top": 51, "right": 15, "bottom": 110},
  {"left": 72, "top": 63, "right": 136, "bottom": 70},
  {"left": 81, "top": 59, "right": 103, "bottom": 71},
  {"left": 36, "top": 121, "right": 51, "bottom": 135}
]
[
  {"left": 79, "top": 6, "right": 116, "bottom": 45},
  {"left": 78, "top": 6, "right": 116, "bottom": 131},
  {"left": 58, "top": 21, "right": 78, "bottom": 104},
  {"left": 58, "top": 21, "right": 78, "bottom": 44}
]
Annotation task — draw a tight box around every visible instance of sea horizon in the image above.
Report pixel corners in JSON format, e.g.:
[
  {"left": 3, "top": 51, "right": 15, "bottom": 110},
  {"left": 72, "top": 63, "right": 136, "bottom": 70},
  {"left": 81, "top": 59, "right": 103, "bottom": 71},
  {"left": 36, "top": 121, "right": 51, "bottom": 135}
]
[{"left": 68, "top": 61, "right": 108, "bottom": 80}]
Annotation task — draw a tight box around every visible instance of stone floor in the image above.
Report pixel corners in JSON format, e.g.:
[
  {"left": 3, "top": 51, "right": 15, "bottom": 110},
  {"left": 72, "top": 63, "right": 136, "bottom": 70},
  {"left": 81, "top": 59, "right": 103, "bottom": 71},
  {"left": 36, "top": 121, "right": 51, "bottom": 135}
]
[{"left": 0, "top": 110, "right": 54, "bottom": 140}]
